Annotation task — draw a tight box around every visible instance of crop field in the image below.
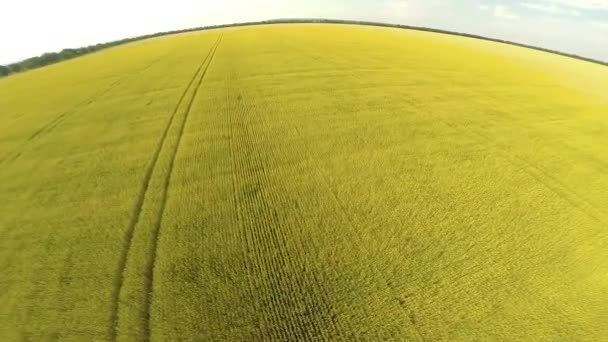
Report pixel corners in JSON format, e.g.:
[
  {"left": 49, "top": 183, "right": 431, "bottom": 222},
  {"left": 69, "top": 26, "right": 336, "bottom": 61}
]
[{"left": 1, "top": 24, "right": 607, "bottom": 341}]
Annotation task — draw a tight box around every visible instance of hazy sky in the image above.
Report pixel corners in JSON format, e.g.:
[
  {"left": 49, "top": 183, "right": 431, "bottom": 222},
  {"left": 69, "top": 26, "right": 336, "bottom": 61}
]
[{"left": 1, "top": 0, "right": 607, "bottom": 65}]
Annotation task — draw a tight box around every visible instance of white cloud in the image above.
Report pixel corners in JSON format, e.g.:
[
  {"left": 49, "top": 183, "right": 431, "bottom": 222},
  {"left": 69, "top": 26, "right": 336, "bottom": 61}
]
[
  {"left": 0, "top": 0, "right": 606, "bottom": 65},
  {"left": 520, "top": 0, "right": 600, "bottom": 17},
  {"left": 385, "top": 0, "right": 409, "bottom": 15},
  {"left": 522, "top": 2, "right": 561, "bottom": 12},
  {"left": 494, "top": 5, "right": 520, "bottom": 20},
  {"left": 377, "top": 0, "right": 442, "bottom": 24},
  {"left": 591, "top": 19, "right": 608, "bottom": 27},
  {"left": 486, "top": 13, "right": 608, "bottom": 61},
  {"left": 536, "top": 0, "right": 608, "bottom": 10}
]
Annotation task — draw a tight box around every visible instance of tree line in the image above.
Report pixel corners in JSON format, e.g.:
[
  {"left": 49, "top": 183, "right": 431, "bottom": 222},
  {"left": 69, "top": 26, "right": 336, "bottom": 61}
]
[{"left": 1, "top": 19, "right": 606, "bottom": 78}]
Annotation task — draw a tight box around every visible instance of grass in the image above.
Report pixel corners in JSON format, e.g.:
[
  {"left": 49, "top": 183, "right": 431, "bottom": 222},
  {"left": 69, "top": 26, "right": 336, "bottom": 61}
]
[{"left": 1, "top": 24, "right": 607, "bottom": 341}]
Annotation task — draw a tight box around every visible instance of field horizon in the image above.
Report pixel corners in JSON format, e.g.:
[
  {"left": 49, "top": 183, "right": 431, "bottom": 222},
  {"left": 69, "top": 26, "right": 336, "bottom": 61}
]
[
  {"left": 1, "top": 23, "right": 607, "bottom": 341},
  {"left": 1, "top": 19, "right": 606, "bottom": 79}
]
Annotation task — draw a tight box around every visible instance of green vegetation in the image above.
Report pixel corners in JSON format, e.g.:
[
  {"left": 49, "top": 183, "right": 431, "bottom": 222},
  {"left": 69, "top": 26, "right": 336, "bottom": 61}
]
[{"left": 1, "top": 24, "right": 607, "bottom": 341}]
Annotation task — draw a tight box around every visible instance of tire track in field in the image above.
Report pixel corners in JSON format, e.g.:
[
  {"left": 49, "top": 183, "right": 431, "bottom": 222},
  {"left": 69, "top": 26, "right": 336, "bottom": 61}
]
[
  {"left": 138, "top": 33, "right": 223, "bottom": 342},
  {"left": 1, "top": 54, "right": 169, "bottom": 339},
  {"left": 0, "top": 56, "right": 164, "bottom": 166},
  {"left": 108, "top": 39, "right": 221, "bottom": 341}
]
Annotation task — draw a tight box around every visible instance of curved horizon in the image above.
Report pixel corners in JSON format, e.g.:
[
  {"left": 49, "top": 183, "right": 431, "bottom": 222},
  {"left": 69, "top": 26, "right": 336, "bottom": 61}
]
[
  {"left": 1, "top": 0, "right": 607, "bottom": 65},
  {"left": 1, "top": 18, "right": 606, "bottom": 79}
]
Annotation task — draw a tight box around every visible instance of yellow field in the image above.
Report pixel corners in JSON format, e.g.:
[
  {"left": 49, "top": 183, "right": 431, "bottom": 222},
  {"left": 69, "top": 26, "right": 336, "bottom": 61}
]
[{"left": 1, "top": 24, "right": 607, "bottom": 341}]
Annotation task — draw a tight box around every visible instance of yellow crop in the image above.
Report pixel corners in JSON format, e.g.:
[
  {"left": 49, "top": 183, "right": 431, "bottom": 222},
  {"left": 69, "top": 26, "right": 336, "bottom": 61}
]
[{"left": 1, "top": 24, "right": 607, "bottom": 340}]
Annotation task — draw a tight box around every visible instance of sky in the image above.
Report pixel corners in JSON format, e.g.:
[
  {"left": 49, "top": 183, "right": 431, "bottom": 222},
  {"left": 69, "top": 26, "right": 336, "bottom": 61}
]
[{"left": 1, "top": 0, "right": 607, "bottom": 65}]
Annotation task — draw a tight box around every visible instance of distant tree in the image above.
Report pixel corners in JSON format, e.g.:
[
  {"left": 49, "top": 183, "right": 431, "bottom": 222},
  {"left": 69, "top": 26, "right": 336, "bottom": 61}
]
[{"left": 0, "top": 65, "right": 10, "bottom": 77}]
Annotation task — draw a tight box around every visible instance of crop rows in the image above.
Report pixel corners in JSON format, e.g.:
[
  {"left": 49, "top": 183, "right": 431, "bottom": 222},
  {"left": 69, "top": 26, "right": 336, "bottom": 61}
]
[
  {"left": 0, "top": 31, "right": 223, "bottom": 340},
  {"left": 113, "top": 33, "right": 223, "bottom": 341},
  {"left": 1, "top": 24, "right": 607, "bottom": 340},
  {"left": 147, "top": 25, "right": 608, "bottom": 340}
]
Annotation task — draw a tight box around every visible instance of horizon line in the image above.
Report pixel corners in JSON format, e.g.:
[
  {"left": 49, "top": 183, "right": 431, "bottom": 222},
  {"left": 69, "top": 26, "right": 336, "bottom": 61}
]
[{"left": 1, "top": 18, "right": 605, "bottom": 77}]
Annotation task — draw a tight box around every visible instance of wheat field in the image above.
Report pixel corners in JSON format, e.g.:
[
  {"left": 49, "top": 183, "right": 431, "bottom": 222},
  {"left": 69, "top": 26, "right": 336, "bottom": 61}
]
[{"left": 1, "top": 24, "right": 607, "bottom": 341}]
